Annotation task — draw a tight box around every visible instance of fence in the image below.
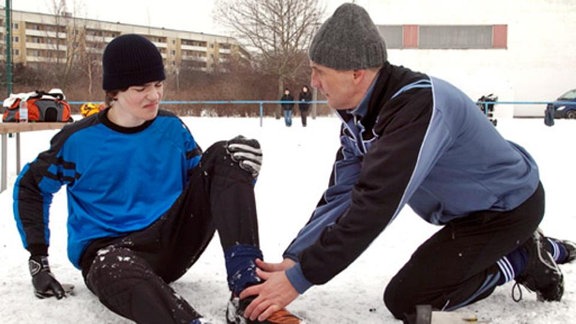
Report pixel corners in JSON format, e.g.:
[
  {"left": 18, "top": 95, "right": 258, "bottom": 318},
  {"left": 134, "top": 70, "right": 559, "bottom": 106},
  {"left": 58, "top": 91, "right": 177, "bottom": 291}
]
[
  {"left": 477, "top": 100, "right": 576, "bottom": 119},
  {"left": 64, "top": 99, "right": 573, "bottom": 124},
  {"left": 1, "top": 99, "right": 570, "bottom": 192},
  {"left": 69, "top": 100, "right": 331, "bottom": 127}
]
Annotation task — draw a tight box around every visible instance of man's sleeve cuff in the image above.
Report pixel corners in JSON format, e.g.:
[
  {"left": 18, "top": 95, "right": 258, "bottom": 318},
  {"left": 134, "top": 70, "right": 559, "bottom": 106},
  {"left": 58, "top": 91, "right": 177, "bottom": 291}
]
[{"left": 285, "top": 263, "right": 313, "bottom": 294}]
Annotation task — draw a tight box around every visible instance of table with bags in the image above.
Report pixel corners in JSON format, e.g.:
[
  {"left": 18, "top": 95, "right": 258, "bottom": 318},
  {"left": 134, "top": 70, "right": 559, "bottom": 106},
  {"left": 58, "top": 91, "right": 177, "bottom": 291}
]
[
  {"left": 1, "top": 89, "right": 74, "bottom": 192},
  {"left": 0, "top": 122, "right": 68, "bottom": 192}
]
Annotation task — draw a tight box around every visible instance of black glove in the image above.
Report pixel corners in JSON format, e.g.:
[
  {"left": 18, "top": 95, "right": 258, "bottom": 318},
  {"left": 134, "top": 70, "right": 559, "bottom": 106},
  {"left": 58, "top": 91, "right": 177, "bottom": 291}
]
[
  {"left": 226, "top": 135, "right": 263, "bottom": 178},
  {"left": 29, "top": 255, "right": 66, "bottom": 299}
]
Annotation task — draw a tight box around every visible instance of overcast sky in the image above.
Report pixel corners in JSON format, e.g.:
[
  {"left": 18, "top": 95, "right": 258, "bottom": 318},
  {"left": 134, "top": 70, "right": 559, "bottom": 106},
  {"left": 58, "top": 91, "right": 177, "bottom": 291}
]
[{"left": 10, "top": 0, "right": 370, "bottom": 35}]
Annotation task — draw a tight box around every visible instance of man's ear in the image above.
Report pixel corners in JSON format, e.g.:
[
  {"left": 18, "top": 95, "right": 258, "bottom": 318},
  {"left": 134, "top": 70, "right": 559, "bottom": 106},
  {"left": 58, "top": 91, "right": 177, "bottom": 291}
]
[{"left": 352, "top": 69, "right": 365, "bottom": 83}]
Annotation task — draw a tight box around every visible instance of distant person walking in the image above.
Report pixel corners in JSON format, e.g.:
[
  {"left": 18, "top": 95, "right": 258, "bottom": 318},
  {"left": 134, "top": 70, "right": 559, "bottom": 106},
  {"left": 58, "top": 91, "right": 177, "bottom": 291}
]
[
  {"left": 281, "top": 88, "right": 294, "bottom": 127},
  {"left": 298, "top": 85, "right": 312, "bottom": 127}
]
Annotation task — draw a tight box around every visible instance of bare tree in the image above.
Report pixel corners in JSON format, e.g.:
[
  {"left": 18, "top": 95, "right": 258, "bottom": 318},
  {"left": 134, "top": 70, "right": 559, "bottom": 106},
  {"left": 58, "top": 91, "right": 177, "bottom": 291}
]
[
  {"left": 29, "top": 0, "right": 75, "bottom": 88},
  {"left": 50, "top": 0, "right": 87, "bottom": 88},
  {"left": 35, "top": 0, "right": 97, "bottom": 95},
  {"left": 45, "top": 0, "right": 68, "bottom": 79},
  {"left": 215, "top": 0, "right": 324, "bottom": 114}
]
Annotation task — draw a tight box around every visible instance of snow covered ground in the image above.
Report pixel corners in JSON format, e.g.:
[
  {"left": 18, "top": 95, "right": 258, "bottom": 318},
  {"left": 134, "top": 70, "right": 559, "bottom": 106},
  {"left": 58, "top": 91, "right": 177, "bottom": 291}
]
[{"left": 0, "top": 116, "right": 574, "bottom": 323}]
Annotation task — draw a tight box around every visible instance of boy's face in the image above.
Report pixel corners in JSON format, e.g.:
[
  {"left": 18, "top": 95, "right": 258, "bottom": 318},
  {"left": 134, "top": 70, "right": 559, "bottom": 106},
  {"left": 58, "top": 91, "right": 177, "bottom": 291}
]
[{"left": 114, "top": 81, "right": 164, "bottom": 125}]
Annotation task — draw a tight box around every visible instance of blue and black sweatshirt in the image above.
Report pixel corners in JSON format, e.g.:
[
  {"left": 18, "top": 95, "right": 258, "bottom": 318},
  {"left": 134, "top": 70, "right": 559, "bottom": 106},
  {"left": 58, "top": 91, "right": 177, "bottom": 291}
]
[
  {"left": 283, "top": 62, "right": 540, "bottom": 293},
  {"left": 13, "top": 109, "right": 201, "bottom": 268}
]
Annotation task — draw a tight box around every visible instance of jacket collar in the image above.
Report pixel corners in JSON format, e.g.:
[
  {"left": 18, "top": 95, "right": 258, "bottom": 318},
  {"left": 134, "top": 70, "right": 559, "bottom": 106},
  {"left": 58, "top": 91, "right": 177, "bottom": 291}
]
[{"left": 337, "top": 68, "right": 381, "bottom": 123}]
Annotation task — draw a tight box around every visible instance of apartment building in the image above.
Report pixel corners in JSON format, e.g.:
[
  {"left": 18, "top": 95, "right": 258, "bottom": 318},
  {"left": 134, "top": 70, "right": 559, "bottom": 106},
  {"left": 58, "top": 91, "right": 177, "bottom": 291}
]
[{"left": 0, "top": 9, "right": 250, "bottom": 72}]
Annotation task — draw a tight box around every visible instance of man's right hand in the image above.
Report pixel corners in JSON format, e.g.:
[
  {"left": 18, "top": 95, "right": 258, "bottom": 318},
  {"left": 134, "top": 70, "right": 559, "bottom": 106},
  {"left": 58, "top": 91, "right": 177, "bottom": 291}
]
[
  {"left": 29, "top": 256, "right": 66, "bottom": 299},
  {"left": 255, "top": 258, "right": 296, "bottom": 272}
]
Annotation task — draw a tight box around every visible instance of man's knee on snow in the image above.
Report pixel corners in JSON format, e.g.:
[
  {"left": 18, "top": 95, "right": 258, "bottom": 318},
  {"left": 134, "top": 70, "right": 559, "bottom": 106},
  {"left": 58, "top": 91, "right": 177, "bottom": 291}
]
[{"left": 384, "top": 281, "right": 418, "bottom": 320}]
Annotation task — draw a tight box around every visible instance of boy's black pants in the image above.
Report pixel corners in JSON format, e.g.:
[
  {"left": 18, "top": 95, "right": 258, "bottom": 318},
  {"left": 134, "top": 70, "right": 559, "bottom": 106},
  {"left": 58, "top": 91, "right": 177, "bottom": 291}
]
[
  {"left": 384, "top": 182, "right": 545, "bottom": 320},
  {"left": 80, "top": 141, "right": 259, "bottom": 323}
]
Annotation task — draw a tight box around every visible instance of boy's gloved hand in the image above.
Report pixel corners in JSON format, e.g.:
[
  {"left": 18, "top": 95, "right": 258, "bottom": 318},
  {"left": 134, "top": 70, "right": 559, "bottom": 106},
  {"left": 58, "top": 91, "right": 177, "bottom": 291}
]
[
  {"left": 226, "top": 135, "right": 263, "bottom": 178},
  {"left": 29, "top": 255, "right": 66, "bottom": 299}
]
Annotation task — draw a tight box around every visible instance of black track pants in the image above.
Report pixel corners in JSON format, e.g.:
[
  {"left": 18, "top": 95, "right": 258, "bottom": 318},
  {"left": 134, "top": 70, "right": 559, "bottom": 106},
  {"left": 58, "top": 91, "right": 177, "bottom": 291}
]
[
  {"left": 384, "top": 182, "right": 545, "bottom": 320},
  {"left": 81, "top": 141, "right": 260, "bottom": 323}
]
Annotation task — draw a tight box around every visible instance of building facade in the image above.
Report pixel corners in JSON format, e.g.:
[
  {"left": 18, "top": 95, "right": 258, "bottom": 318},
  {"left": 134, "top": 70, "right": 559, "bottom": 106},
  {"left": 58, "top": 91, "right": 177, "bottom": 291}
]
[{"left": 0, "top": 9, "right": 250, "bottom": 73}]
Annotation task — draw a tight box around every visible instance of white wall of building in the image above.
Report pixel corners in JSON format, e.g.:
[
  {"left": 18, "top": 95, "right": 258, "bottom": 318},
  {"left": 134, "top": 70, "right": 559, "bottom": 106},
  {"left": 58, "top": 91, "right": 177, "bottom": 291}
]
[{"left": 361, "top": 0, "right": 576, "bottom": 117}]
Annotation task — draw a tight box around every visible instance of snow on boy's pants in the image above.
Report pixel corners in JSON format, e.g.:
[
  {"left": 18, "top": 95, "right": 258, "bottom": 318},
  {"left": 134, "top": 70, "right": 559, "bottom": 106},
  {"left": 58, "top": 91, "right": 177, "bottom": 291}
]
[
  {"left": 80, "top": 141, "right": 260, "bottom": 323},
  {"left": 384, "top": 182, "right": 545, "bottom": 320}
]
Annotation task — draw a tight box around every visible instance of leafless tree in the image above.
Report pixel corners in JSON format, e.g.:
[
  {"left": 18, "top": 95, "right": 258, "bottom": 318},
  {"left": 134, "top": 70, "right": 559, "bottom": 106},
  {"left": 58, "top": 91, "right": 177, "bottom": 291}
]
[
  {"left": 44, "top": 1, "right": 68, "bottom": 77},
  {"left": 31, "top": 0, "right": 81, "bottom": 89},
  {"left": 215, "top": 0, "right": 324, "bottom": 107},
  {"left": 73, "top": 22, "right": 106, "bottom": 99},
  {"left": 36, "top": 0, "right": 100, "bottom": 97}
]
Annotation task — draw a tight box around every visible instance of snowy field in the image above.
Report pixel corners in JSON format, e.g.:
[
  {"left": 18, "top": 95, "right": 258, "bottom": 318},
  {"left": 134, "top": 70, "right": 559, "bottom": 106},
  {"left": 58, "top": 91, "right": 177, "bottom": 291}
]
[{"left": 0, "top": 115, "right": 574, "bottom": 323}]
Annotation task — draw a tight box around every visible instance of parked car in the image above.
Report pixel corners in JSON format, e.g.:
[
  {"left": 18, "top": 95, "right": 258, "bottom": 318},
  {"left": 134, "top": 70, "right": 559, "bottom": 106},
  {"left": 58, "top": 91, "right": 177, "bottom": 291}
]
[{"left": 547, "top": 89, "right": 576, "bottom": 119}]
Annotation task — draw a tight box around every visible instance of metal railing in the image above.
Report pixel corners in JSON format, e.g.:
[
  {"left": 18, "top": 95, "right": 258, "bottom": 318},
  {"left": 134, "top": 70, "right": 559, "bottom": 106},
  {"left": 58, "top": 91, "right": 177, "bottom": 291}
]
[
  {"left": 69, "top": 100, "right": 330, "bottom": 127},
  {"left": 65, "top": 99, "right": 574, "bottom": 124}
]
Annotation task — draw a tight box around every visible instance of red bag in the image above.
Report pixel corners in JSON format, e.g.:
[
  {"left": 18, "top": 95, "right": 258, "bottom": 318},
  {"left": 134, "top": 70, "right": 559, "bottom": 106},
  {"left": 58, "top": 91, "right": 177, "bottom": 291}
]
[{"left": 2, "top": 90, "right": 73, "bottom": 123}]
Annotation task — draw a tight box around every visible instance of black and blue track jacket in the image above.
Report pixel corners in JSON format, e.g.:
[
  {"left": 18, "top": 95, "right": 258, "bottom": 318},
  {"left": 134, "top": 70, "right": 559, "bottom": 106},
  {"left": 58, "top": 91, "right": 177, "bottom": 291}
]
[{"left": 284, "top": 63, "right": 540, "bottom": 293}]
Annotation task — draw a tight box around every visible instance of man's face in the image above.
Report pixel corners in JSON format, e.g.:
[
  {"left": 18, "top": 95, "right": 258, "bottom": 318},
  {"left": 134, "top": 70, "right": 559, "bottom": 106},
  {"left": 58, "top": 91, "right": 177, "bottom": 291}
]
[{"left": 310, "top": 61, "right": 358, "bottom": 110}]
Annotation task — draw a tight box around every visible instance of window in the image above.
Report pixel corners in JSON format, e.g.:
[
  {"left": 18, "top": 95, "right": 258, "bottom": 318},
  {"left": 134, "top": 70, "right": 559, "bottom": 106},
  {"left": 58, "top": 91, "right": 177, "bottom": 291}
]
[
  {"left": 559, "top": 89, "right": 576, "bottom": 100},
  {"left": 377, "top": 25, "right": 403, "bottom": 48},
  {"left": 182, "top": 39, "right": 208, "bottom": 47},
  {"left": 377, "top": 24, "right": 507, "bottom": 49},
  {"left": 420, "top": 25, "right": 492, "bottom": 49}
]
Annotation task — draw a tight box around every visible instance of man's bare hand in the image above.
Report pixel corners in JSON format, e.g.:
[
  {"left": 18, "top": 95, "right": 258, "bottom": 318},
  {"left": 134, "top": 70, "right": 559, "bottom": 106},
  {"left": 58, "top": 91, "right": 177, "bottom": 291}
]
[
  {"left": 255, "top": 258, "right": 295, "bottom": 272},
  {"left": 239, "top": 267, "right": 299, "bottom": 321}
]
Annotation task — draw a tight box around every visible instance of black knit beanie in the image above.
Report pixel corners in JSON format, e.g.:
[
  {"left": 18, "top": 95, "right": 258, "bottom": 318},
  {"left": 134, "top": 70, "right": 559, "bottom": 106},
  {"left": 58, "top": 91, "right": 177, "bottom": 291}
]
[
  {"left": 102, "top": 34, "right": 166, "bottom": 91},
  {"left": 309, "top": 3, "right": 387, "bottom": 70}
]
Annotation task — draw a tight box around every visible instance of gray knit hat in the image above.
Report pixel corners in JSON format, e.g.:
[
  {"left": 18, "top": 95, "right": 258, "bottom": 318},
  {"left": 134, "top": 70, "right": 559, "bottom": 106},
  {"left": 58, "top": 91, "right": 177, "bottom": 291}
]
[
  {"left": 102, "top": 34, "right": 166, "bottom": 91},
  {"left": 309, "top": 3, "right": 387, "bottom": 70}
]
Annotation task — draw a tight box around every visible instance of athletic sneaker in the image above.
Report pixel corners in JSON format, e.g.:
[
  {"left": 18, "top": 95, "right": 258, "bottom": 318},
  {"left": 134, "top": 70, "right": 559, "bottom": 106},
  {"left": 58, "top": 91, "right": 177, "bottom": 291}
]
[
  {"left": 515, "top": 230, "right": 564, "bottom": 302},
  {"left": 226, "top": 295, "right": 303, "bottom": 324},
  {"left": 548, "top": 237, "right": 576, "bottom": 264},
  {"left": 562, "top": 239, "right": 576, "bottom": 263}
]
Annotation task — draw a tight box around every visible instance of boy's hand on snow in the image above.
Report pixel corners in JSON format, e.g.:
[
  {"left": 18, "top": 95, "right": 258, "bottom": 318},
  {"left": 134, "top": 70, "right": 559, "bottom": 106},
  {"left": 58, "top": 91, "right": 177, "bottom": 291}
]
[
  {"left": 29, "top": 256, "right": 70, "bottom": 299},
  {"left": 226, "top": 135, "right": 263, "bottom": 178}
]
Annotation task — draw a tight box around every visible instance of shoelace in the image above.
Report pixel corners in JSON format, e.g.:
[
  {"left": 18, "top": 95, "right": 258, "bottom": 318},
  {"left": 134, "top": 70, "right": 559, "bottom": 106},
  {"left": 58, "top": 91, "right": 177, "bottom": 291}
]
[{"left": 511, "top": 282, "right": 524, "bottom": 302}]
